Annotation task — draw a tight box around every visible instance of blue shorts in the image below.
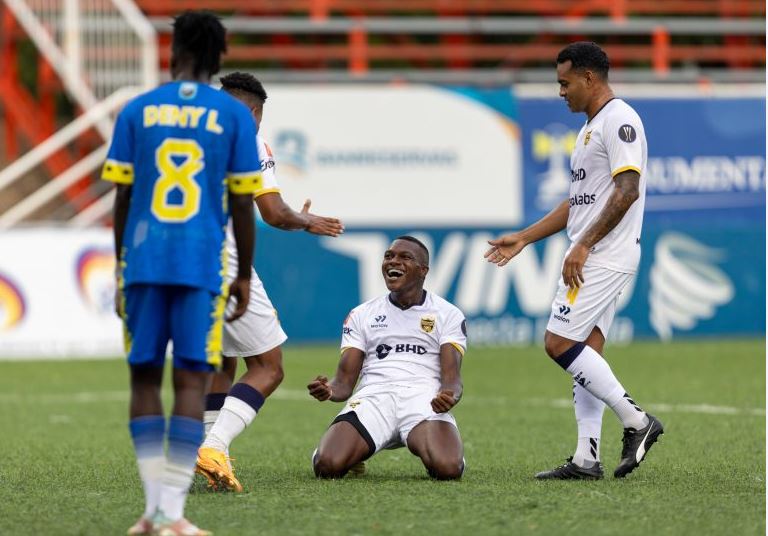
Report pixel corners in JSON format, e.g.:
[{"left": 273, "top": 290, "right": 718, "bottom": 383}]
[{"left": 121, "top": 284, "right": 227, "bottom": 371}]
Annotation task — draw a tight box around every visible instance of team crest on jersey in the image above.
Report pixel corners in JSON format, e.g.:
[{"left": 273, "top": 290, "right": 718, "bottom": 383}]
[
  {"left": 349, "top": 400, "right": 361, "bottom": 409},
  {"left": 583, "top": 130, "right": 592, "bottom": 146},
  {"left": 420, "top": 315, "right": 436, "bottom": 333}
]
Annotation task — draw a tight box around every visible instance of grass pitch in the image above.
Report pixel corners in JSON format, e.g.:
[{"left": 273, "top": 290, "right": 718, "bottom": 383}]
[{"left": 0, "top": 339, "right": 764, "bottom": 535}]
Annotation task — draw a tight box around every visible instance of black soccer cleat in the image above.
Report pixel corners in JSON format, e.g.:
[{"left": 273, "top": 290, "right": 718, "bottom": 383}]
[
  {"left": 535, "top": 457, "right": 604, "bottom": 480},
  {"left": 614, "top": 413, "right": 664, "bottom": 478}
]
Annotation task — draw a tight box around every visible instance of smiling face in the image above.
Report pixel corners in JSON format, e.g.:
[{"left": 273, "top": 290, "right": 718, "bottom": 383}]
[
  {"left": 557, "top": 60, "right": 591, "bottom": 114},
  {"left": 381, "top": 239, "right": 429, "bottom": 293}
]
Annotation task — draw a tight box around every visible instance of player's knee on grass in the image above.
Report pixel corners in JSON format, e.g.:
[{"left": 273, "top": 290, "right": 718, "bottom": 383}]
[
  {"left": 425, "top": 457, "right": 464, "bottom": 480},
  {"left": 313, "top": 450, "right": 351, "bottom": 479}
]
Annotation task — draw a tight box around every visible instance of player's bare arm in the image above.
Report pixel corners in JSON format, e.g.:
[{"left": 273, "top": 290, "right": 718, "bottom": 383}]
[
  {"left": 432, "top": 343, "right": 463, "bottom": 413},
  {"left": 307, "top": 347, "right": 364, "bottom": 402},
  {"left": 485, "top": 199, "right": 570, "bottom": 266},
  {"left": 228, "top": 191, "right": 256, "bottom": 321},
  {"left": 256, "top": 193, "right": 344, "bottom": 237},
  {"left": 561, "top": 170, "right": 640, "bottom": 289}
]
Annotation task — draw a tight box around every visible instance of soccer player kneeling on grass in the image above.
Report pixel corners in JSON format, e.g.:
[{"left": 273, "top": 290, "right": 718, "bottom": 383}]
[{"left": 308, "top": 236, "right": 467, "bottom": 480}]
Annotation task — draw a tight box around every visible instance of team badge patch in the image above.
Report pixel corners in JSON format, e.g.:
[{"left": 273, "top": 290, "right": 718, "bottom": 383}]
[
  {"left": 618, "top": 124, "right": 637, "bottom": 142},
  {"left": 584, "top": 130, "right": 592, "bottom": 146},
  {"left": 349, "top": 400, "right": 361, "bottom": 409},
  {"left": 420, "top": 315, "right": 436, "bottom": 333}
]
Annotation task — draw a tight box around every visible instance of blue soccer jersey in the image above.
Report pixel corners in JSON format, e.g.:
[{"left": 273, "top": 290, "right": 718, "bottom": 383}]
[{"left": 102, "top": 81, "right": 261, "bottom": 293}]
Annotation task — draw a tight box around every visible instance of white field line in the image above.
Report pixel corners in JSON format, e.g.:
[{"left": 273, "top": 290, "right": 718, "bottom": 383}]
[{"left": 0, "top": 389, "right": 763, "bottom": 417}]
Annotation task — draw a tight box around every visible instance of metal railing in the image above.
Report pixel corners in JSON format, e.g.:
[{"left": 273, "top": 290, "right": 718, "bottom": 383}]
[{"left": 0, "top": 86, "right": 140, "bottom": 229}]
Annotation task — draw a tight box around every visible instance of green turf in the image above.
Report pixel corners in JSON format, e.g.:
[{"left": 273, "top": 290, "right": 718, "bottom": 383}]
[{"left": 0, "top": 339, "right": 764, "bottom": 535}]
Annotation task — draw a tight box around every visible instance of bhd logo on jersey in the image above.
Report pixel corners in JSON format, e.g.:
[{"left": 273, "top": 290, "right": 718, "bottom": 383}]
[
  {"left": 375, "top": 344, "right": 392, "bottom": 359},
  {"left": 0, "top": 273, "right": 26, "bottom": 331},
  {"left": 75, "top": 248, "right": 116, "bottom": 314},
  {"left": 532, "top": 126, "right": 578, "bottom": 210},
  {"left": 420, "top": 315, "right": 436, "bottom": 333}
]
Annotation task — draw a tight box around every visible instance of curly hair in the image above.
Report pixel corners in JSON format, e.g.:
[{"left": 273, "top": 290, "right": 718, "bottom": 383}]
[
  {"left": 172, "top": 11, "right": 227, "bottom": 78},
  {"left": 220, "top": 72, "right": 268, "bottom": 103}
]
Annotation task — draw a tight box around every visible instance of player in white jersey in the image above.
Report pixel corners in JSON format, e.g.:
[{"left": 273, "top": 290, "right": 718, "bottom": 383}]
[
  {"left": 486, "top": 42, "right": 663, "bottom": 480},
  {"left": 196, "top": 73, "right": 344, "bottom": 492},
  {"left": 308, "top": 236, "right": 467, "bottom": 480}
]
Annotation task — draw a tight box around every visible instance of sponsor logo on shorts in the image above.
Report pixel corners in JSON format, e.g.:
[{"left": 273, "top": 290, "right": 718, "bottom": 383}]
[
  {"left": 553, "top": 305, "right": 571, "bottom": 323},
  {"left": 420, "top": 315, "right": 436, "bottom": 333},
  {"left": 569, "top": 193, "right": 596, "bottom": 207}
]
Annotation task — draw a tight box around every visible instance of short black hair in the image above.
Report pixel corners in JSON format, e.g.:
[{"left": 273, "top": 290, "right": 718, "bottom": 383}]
[
  {"left": 220, "top": 72, "right": 268, "bottom": 104},
  {"left": 394, "top": 235, "right": 429, "bottom": 266},
  {"left": 556, "top": 41, "right": 609, "bottom": 79},
  {"left": 172, "top": 11, "right": 227, "bottom": 78}
]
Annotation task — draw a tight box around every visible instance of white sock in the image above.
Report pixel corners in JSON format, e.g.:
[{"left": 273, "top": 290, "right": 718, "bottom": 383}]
[
  {"left": 136, "top": 456, "right": 164, "bottom": 518},
  {"left": 572, "top": 382, "right": 604, "bottom": 466},
  {"left": 159, "top": 461, "right": 195, "bottom": 521},
  {"left": 203, "top": 410, "right": 220, "bottom": 437},
  {"left": 566, "top": 345, "right": 648, "bottom": 430},
  {"left": 158, "top": 416, "right": 203, "bottom": 522},
  {"left": 202, "top": 396, "right": 257, "bottom": 452}
]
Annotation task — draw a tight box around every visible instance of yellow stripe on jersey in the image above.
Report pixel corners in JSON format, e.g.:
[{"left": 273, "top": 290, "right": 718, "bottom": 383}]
[
  {"left": 102, "top": 159, "right": 134, "bottom": 184},
  {"left": 566, "top": 286, "right": 580, "bottom": 305},
  {"left": 611, "top": 165, "right": 641, "bottom": 178},
  {"left": 227, "top": 171, "right": 263, "bottom": 194},
  {"left": 205, "top": 241, "right": 229, "bottom": 367},
  {"left": 449, "top": 342, "right": 466, "bottom": 356},
  {"left": 254, "top": 188, "right": 281, "bottom": 199}
]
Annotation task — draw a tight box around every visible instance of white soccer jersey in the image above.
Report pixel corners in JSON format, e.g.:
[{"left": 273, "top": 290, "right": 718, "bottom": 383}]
[
  {"left": 225, "top": 135, "right": 280, "bottom": 279},
  {"left": 566, "top": 98, "right": 647, "bottom": 273},
  {"left": 341, "top": 291, "right": 467, "bottom": 392}
]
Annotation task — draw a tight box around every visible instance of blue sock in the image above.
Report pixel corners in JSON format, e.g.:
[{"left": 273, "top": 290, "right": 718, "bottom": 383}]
[
  {"left": 129, "top": 415, "right": 165, "bottom": 518},
  {"left": 159, "top": 416, "right": 204, "bottom": 521}
]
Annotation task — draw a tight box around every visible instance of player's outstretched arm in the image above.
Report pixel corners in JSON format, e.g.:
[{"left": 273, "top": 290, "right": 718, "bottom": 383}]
[
  {"left": 432, "top": 344, "right": 463, "bottom": 413},
  {"left": 256, "top": 194, "right": 344, "bottom": 237},
  {"left": 228, "top": 192, "right": 255, "bottom": 321},
  {"left": 561, "top": 170, "right": 640, "bottom": 288},
  {"left": 307, "top": 348, "right": 364, "bottom": 402},
  {"left": 485, "top": 199, "right": 569, "bottom": 266}
]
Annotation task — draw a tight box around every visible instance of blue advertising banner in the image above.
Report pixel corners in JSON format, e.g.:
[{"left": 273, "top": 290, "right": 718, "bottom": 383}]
[
  {"left": 255, "top": 223, "right": 764, "bottom": 345},
  {"left": 253, "top": 93, "right": 764, "bottom": 345}
]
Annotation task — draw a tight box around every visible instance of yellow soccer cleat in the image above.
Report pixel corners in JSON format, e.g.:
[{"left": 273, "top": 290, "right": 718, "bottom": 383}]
[
  {"left": 195, "top": 447, "right": 243, "bottom": 492},
  {"left": 126, "top": 516, "right": 154, "bottom": 535},
  {"left": 155, "top": 517, "right": 212, "bottom": 536},
  {"left": 349, "top": 461, "right": 366, "bottom": 476}
]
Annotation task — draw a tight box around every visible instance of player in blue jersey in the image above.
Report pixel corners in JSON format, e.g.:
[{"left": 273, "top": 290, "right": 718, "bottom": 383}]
[{"left": 102, "top": 12, "right": 260, "bottom": 536}]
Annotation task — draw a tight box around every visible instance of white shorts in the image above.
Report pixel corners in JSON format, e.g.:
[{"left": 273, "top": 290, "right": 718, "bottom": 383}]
[
  {"left": 546, "top": 264, "right": 633, "bottom": 342},
  {"left": 334, "top": 383, "right": 458, "bottom": 454},
  {"left": 222, "top": 272, "right": 288, "bottom": 357}
]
